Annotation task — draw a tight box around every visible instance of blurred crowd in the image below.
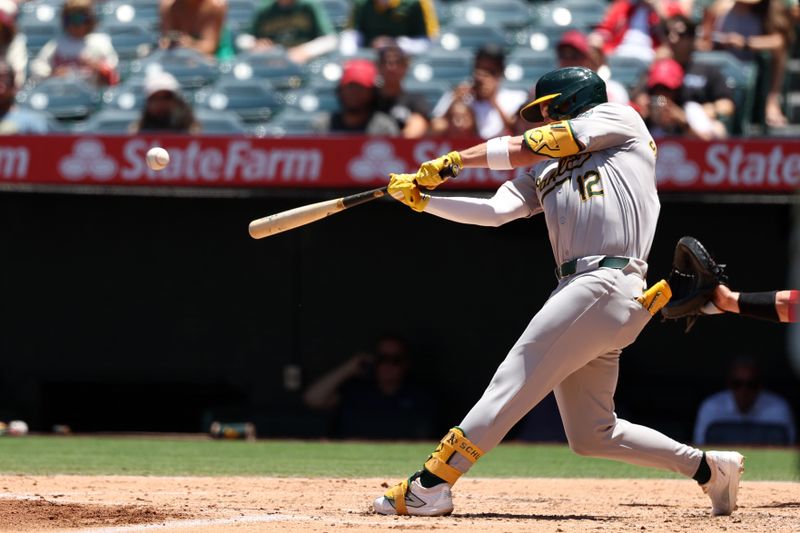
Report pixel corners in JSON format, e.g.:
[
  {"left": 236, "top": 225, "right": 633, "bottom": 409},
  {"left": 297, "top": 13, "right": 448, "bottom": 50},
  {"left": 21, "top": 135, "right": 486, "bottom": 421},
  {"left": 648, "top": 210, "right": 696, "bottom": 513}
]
[{"left": 0, "top": 0, "right": 798, "bottom": 136}]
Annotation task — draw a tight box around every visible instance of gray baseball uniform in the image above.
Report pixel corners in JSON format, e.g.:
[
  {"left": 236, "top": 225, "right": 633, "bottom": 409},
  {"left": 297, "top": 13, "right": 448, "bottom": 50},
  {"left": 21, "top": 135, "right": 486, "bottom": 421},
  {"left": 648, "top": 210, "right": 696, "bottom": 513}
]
[{"left": 425, "top": 103, "right": 705, "bottom": 477}]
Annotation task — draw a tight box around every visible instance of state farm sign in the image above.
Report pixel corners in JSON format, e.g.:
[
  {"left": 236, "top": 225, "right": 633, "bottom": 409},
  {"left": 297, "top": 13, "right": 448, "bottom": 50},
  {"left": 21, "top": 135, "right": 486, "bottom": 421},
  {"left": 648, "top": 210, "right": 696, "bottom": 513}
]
[{"left": 0, "top": 135, "right": 797, "bottom": 191}]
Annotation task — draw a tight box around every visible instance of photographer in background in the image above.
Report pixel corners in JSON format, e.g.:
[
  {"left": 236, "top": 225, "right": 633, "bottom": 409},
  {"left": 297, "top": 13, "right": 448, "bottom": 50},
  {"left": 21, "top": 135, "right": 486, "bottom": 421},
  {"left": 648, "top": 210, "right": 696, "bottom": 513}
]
[
  {"left": 431, "top": 44, "right": 528, "bottom": 139},
  {"left": 303, "top": 334, "right": 435, "bottom": 439}
]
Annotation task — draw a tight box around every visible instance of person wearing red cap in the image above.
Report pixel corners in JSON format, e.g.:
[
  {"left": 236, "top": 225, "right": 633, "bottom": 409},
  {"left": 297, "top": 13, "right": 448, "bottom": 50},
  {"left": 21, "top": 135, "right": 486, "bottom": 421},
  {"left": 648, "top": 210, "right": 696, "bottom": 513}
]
[
  {"left": 638, "top": 58, "right": 722, "bottom": 138},
  {"left": 325, "top": 59, "right": 400, "bottom": 135}
]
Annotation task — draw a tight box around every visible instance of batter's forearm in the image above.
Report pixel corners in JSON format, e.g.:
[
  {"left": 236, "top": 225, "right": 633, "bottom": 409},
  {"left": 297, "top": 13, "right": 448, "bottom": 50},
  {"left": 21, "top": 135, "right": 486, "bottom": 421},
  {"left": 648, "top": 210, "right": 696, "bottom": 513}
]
[{"left": 457, "top": 135, "right": 545, "bottom": 169}]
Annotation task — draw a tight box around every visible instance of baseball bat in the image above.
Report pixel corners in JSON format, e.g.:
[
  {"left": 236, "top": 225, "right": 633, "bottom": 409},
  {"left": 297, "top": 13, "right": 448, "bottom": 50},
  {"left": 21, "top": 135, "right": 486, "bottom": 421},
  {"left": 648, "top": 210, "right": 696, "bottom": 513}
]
[{"left": 248, "top": 164, "right": 459, "bottom": 239}]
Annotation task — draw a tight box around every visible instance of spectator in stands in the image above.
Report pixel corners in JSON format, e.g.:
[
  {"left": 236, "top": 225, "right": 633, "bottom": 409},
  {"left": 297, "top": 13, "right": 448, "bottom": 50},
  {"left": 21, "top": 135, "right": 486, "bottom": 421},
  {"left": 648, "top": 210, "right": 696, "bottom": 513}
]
[
  {"left": 323, "top": 58, "right": 399, "bottom": 134},
  {"left": 700, "top": 0, "right": 793, "bottom": 127},
  {"left": 589, "top": 0, "right": 685, "bottom": 63},
  {"left": 131, "top": 70, "right": 200, "bottom": 134},
  {"left": 303, "top": 334, "right": 435, "bottom": 439},
  {"left": 443, "top": 98, "right": 478, "bottom": 138},
  {"left": 30, "top": 0, "right": 118, "bottom": 86},
  {"left": 694, "top": 356, "right": 796, "bottom": 445},
  {"left": 375, "top": 43, "right": 430, "bottom": 138},
  {"left": 638, "top": 58, "right": 726, "bottom": 138},
  {"left": 341, "top": 0, "right": 439, "bottom": 56},
  {"left": 431, "top": 44, "right": 527, "bottom": 139},
  {"left": 0, "top": 0, "right": 27, "bottom": 88},
  {"left": 0, "top": 61, "right": 50, "bottom": 134},
  {"left": 556, "top": 30, "right": 629, "bottom": 104},
  {"left": 660, "top": 14, "right": 735, "bottom": 134},
  {"left": 247, "top": 0, "right": 337, "bottom": 64},
  {"left": 160, "top": 0, "right": 234, "bottom": 60}
]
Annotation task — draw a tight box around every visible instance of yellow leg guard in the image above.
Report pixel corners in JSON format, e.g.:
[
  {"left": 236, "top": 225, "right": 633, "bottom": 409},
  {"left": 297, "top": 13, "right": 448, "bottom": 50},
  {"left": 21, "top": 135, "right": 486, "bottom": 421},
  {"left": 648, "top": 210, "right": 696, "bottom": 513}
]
[
  {"left": 637, "top": 279, "right": 672, "bottom": 315},
  {"left": 385, "top": 479, "right": 409, "bottom": 515},
  {"left": 423, "top": 427, "right": 484, "bottom": 485}
]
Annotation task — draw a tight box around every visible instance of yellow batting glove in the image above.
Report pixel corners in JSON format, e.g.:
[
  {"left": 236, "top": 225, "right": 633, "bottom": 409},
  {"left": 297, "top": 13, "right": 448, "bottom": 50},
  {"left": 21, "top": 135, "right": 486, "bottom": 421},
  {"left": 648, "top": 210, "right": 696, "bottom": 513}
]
[
  {"left": 388, "top": 173, "right": 430, "bottom": 212},
  {"left": 414, "top": 151, "right": 462, "bottom": 190}
]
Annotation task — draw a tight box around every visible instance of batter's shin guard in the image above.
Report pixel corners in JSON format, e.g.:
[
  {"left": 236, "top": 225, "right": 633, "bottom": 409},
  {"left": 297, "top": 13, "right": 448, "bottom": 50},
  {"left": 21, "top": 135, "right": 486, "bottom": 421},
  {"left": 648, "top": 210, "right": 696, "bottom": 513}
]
[{"left": 423, "top": 427, "right": 484, "bottom": 485}]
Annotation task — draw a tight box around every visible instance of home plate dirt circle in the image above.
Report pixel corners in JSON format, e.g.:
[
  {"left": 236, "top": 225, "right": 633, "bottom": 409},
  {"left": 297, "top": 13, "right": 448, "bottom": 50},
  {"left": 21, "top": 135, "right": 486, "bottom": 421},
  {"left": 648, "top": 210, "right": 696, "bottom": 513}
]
[{"left": 0, "top": 476, "right": 797, "bottom": 532}]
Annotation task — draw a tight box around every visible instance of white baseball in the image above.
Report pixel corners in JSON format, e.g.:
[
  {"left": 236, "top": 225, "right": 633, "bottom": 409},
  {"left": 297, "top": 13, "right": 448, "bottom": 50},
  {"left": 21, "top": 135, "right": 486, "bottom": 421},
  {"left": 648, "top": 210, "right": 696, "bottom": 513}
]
[{"left": 146, "top": 147, "right": 170, "bottom": 171}]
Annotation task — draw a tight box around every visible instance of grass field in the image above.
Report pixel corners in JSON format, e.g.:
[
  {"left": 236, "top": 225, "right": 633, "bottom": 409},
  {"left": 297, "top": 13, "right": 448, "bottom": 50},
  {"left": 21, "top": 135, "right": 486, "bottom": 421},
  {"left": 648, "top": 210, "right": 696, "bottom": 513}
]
[{"left": 0, "top": 436, "right": 797, "bottom": 480}]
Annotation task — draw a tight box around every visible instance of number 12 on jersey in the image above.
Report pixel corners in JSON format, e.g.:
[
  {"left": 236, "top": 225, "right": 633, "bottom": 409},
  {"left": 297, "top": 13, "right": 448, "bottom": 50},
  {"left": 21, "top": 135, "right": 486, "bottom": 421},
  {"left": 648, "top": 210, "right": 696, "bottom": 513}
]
[{"left": 577, "top": 171, "right": 604, "bottom": 201}]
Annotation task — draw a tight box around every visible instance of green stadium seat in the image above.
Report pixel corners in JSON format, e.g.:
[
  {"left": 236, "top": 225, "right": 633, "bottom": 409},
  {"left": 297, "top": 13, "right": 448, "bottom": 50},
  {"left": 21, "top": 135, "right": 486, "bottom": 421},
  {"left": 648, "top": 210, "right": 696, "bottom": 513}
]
[
  {"left": 692, "top": 51, "right": 756, "bottom": 135},
  {"left": 100, "top": 0, "right": 162, "bottom": 32},
  {"left": 226, "top": 0, "right": 258, "bottom": 33},
  {"left": 402, "top": 79, "right": 451, "bottom": 110},
  {"left": 505, "top": 48, "right": 556, "bottom": 85},
  {"left": 282, "top": 86, "right": 339, "bottom": 113},
  {"left": 73, "top": 108, "right": 139, "bottom": 134},
  {"left": 408, "top": 47, "right": 473, "bottom": 85},
  {"left": 253, "top": 109, "right": 330, "bottom": 136},
  {"left": 318, "top": 0, "right": 350, "bottom": 32},
  {"left": 222, "top": 49, "right": 305, "bottom": 90},
  {"left": 17, "top": 2, "right": 60, "bottom": 57},
  {"left": 447, "top": 0, "right": 534, "bottom": 32},
  {"left": 195, "top": 108, "right": 249, "bottom": 135},
  {"left": 17, "top": 76, "right": 102, "bottom": 122},
  {"left": 128, "top": 48, "right": 220, "bottom": 92},
  {"left": 97, "top": 22, "right": 158, "bottom": 62},
  {"left": 606, "top": 54, "right": 649, "bottom": 90}
]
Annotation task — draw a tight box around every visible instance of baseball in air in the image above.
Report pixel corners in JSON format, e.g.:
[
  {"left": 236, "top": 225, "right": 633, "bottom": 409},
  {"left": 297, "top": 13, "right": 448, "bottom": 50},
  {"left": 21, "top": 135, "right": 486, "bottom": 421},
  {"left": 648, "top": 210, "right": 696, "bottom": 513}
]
[{"left": 146, "top": 147, "right": 170, "bottom": 171}]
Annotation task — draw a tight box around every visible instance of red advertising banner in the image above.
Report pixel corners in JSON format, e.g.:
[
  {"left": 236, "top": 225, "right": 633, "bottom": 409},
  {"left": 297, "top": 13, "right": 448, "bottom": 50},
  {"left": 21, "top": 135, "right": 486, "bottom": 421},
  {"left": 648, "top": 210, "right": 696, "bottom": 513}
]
[{"left": 0, "top": 135, "right": 797, "bottom": 192}]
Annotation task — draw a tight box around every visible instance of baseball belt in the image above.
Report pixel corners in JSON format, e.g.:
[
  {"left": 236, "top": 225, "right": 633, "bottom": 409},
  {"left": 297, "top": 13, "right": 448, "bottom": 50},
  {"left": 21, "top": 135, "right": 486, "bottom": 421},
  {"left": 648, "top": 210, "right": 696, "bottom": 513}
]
[{"left": 555, "top": 255, "right": 630, "bottom": 281}]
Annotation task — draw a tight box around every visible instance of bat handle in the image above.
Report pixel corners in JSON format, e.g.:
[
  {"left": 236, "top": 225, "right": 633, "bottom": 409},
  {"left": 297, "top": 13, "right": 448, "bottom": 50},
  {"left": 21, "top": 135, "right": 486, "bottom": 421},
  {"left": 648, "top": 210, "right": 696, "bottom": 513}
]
[
  {"left": 440, "top": 162, "right": 460, "bottom": 179},
  {"left": 341, "top": 186, "right": 389, "bottom": 209}
]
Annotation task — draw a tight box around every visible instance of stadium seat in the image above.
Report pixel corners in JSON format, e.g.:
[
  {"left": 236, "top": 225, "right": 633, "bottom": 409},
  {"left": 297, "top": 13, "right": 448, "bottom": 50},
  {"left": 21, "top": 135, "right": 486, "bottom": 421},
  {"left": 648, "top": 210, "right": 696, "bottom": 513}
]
[
  {"left": 194, "top": 78, "right": 284, "bottom": 123},
  {"left": 704, "top": 421, "right": 790, "bottom": 446},
  {"left": 692, "top": 51, "right": 756, "bottom": 134},
  {"left": 16, "top": 76, "right": 101, "bottom": 122},
  {"left": 97, "top": 22, "right": 158, "bottom": 62},
  {"left": 195, "top": 108, "right": 249, "bottom": 135},
  {"left": 402, "top": 79, "right": 451, "bottom": 110},
  {"left": 519, "top": 25, "right": 569, "bottom": 53},
  {"left": 17, "top": 2, "right": 60, "bottom": 57},
  {"left": 222, "top": 50, "right": 305, "bottom": 90},
  {"left": 282, "top": 86, "right": 338, "bottom": 113},
  {"left": 72, "top": 108, "right": 139, "bottom": 133},
  {"left": 606, "top": 54, "right": 649, "bottom": 90},
  {"left": 304, "top": 49, "right": 377, "bottom": 86},
  {"left": 504, "top": 48, "right": 556, "bottom": 85},
  {"left": 226, "top": 0, "right": 257, "bottom": 33},
  {"left": 128, "top": 48, "right": 219, "bottom": 92},
  {"left": 447, "top": 0, "right": 533, "bottom": 33},
  {"left": 253, "top": 109, "right": 329, "bottom": 137},
  {"left": 436, "top": 22, "right": 510, "bottom": 51},
  {"left": 408, "top": 48, "right": 473, "bottom": 85},
  {"left": 102, "top": 77, "right": 148, "bottom": 111},
  {"left": 100, "top": 0, "right": 161, "bottom": 32},
  {"left": 318, "top": 0, "right": 350, "bottom": 32}
]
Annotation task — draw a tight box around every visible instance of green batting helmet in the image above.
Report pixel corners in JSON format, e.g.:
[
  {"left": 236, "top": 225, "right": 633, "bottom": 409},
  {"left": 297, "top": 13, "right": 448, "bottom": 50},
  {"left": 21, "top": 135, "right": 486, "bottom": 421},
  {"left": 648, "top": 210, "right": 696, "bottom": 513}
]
[{"left": 519, "top": 66, "right": 607, "bottom": 123}]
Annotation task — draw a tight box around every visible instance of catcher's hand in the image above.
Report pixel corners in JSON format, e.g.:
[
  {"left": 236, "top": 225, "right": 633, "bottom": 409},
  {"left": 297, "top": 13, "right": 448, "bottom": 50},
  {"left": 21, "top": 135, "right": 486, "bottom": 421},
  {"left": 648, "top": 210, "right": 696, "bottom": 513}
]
[
  {"left": 661, "top": 236, "right": 727, "bottom": 332},
  {"left": 388, "top": 173, "right": 430, "bottom": 212},
  {"left": 414, "top": 151, "right": 462, "bottom": 190}
]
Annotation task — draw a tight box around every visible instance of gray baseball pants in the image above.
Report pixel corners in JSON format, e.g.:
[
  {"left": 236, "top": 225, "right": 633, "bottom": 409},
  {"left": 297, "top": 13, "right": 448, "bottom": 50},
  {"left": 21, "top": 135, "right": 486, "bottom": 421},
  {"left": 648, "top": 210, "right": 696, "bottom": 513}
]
[{"left": 449, "top": 267, "right": 704, "bottom": 478}]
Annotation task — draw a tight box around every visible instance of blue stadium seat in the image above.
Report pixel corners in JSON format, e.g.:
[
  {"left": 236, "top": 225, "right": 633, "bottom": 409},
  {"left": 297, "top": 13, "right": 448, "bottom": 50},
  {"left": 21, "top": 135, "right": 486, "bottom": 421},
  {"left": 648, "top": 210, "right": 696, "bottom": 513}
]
[
  {"left": 705, "top": 421, "right": 790, "bottom": 446},
  {"left": 16, "top": 76, "right": 101, "bottom": 122},
  {"left": 253, "top": 109, "right": 329, "bottom": 137},
  {"left": 304, "top": 49, "right": 378, "bottom": 86},
  {"left": 194, "top": 108, "right": 249, "bottom": 135},
  {"left": 606, "top": 54, "right": 649, "bottom": 90},
  {"left": 447, "top": 0, "right": 533, "bottom": 33},
  {"left": 504, "top": 48, "right": 556, "bottom": 85},
  {"left": 282, "top": 86, "right": 339, "bottom": 113},
  {"left": 692, "top": 51, "right": 756, "bottom": 134},
  {"left": 128, "top": 49, "right": 219, "bottom": 92},
  {"left": 226, "top": 0, "right": 258, "bottom": 33},
  {"left": 73, "top": 108, "right": 139, "bottom": 133},
  {"left": 100, "top": 0, "right": 161, "bottom": 32},
  {"left": 102, "top": 77, "right": 147, "bottom": 111},
  {"left": 409, "top": 48, "right": 473, "bottom": 85},
  {"left": 518, "top": 26, "right": 569, "bottom": 53},
  {"left": 97, "top": 22, "right": 158, "bottom": 62},
  {"left": 222, "top": 50, "right": 305, "bottom": 90},
  {"left": 318, "top": 0, "right": 350, "bottom": 32},
  {"left": 17, "top": 2, "right": 60, "bottom": 57},
  {"left": 436, "top": 22, "right": 510, "bottom": 51},
  {"left": 194, "top": 78, "right": 283, "bottom": 123},
  {"left": 402, "top": 79, "right": 451, "bottom": 110}
]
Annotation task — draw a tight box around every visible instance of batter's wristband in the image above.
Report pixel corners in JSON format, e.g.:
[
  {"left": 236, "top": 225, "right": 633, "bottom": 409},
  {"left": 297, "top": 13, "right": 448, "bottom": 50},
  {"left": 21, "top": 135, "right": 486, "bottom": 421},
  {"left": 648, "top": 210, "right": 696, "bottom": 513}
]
[{"left": 738, "top": 291, "right": 779, "bottom": 322}]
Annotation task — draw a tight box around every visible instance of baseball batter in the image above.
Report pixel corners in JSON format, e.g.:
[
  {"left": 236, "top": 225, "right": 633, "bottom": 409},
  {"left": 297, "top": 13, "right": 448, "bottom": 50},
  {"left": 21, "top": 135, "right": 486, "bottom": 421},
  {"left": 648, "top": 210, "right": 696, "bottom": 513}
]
[{"left": 374, "top": 67, "right": 744, "bottom": 517}]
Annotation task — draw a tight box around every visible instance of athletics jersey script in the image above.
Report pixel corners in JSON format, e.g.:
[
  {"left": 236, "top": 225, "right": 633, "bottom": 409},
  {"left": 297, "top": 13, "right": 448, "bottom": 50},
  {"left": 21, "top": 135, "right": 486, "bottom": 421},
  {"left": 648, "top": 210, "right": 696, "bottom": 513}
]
[{"left": 508, "top": 103, "right": 660, "bottom": 265}]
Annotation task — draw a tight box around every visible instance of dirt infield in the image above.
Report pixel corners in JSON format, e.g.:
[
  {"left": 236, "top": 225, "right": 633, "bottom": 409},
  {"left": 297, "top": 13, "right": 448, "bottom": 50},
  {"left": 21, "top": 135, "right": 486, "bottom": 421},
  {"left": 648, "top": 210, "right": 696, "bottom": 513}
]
[{"left": 0, "top": 475, "right": 798, "bottom": 532}]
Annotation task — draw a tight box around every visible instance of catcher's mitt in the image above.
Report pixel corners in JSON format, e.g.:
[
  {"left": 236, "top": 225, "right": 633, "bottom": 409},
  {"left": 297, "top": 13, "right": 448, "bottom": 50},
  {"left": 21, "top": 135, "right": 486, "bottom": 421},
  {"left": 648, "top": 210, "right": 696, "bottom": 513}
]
[{"left": 661, "top": 236, "right": 727, "bottom": 332}]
